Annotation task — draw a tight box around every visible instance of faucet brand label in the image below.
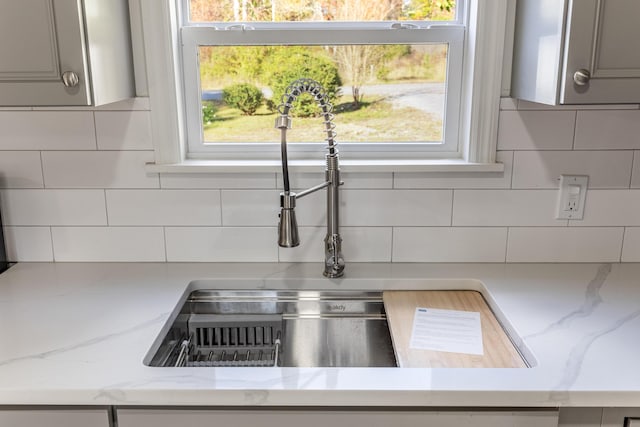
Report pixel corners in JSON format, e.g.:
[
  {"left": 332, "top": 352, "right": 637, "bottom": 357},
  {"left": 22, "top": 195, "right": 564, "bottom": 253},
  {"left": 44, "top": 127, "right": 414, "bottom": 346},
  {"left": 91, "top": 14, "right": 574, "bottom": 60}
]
[{"left": 328, "top": 304, "right": 346, "bottom": 312}]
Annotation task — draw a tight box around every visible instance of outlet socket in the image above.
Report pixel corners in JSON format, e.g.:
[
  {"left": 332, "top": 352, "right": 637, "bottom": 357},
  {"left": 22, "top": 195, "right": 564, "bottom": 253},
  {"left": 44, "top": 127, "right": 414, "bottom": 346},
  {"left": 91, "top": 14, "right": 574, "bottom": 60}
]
[{"left": 556, "top": 175, "right": 588, "bottom": 220}]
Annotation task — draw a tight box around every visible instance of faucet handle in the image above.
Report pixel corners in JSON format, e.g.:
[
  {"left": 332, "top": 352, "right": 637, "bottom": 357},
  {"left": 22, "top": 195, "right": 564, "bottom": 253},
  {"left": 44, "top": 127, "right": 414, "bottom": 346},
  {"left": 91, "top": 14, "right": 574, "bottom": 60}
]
[{"left": 324, "top": 234, "right": 345, "bottom": 278}]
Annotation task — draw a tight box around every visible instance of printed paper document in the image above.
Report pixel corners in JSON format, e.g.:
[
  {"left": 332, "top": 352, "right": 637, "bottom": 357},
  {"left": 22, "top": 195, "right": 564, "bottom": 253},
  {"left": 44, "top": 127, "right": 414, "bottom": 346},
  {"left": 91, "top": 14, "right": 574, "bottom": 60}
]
[{"left": 409, "top": 307, "right": 483, "bottom": 355}]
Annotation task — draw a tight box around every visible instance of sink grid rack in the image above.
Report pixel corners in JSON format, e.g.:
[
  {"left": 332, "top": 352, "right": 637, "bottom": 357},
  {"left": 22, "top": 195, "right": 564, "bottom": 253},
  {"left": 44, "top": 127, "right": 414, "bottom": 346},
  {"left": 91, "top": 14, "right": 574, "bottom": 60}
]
[{"left": 174, "top": 314, "right": 283, "bottom": 367}]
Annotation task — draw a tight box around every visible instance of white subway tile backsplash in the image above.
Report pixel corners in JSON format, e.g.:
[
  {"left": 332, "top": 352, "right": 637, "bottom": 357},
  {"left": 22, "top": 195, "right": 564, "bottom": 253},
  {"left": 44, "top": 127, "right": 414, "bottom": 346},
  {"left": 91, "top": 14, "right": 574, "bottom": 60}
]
[
  {"left": 622, "top": 228, "right": 640, "bottom": 262},
  {"left": 3, "top": 102, "right": 639, "bottom": 264},
  {"left": 574, "top": 110, "right": 640, "bottom": 150},
  {"left": 106, "top": 190, "right": 221, "bottom": 226},
  {"left": 453, "top": 190, "right": 565, "bottom": 226},
  {"left": 512, "top": 151, "right": 633, "bottom": 189},
  {"left": 95, "top": 111, "right": 153, "bottom": 150},
  {"left": 165, "top": 227, "right": 277, "bottom": 262},
  {"left": 294, "top": 190, "right": 328, "bottom": 226},
  {"left": 0, "top": 111, "right": 96, "bottom": 150},
  {"left": 343, "top": 227, "right": 392, "bottom": 261},
  {"left": 0, "top": 190, "right": 107, "bottom": 226},
  {"left": 393, "top": 227, "right": 507, "bottom": 262},
  {"left": 497, "top": 110, "right": 575, "bottom": 150},
  {"left": 221, "top": 190, "right": 280, "bottom": 226},
  {"left": 342, "top": 172, "right": 394, "bottom": 189},
  {"left": 223, "top": 189, "right": 453, "bottom": 228},
  {"left": 52, "top": 227, "right": 166, "bottom": 262},
  {"left": 278, "top": 227, "right": 392, "bottom": 262},
  {"left": 570, "top": 190, "right": 640, "bottom": 226},
  {"left": 342, "top": 189, "right": 452, "bottom": 226},
  {"left": 506, "top": 227, "right": 623, "bottom": 262},
  {"left": 42, "top": 151, "right": 159, "bottom": 188},
  {"left": 222, "top": 189, "right": 330, "bottom": 227},
  {"left": 277, "top": 227, "right": 325, "bottom": 262},
  {"left": 277, "top": 172, "right": 393, "bottom": 189},
  {"left": 3, "top": 227, "right": 53, "bottom": 262},
  {"left": 393, "top": 151, "right": 513, "bottom": 189},
  {"left": 0, "top": 151, "right": 44, "bottom": 188},
  {"left": 161, "top": 173, "right": 276, "bottom": 189}
]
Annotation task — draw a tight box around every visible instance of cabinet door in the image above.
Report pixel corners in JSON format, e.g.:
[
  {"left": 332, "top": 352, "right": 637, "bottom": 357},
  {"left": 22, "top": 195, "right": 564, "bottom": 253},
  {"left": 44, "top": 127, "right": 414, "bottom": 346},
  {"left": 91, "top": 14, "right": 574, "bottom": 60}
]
[
  {"left": 558, "top": 407, "right": 603, "bottom": 426},
  {"left": 118, "top": 409, "right": 559, "bottom": 427},
  {"left": 602, "top": 408, "right": 640, "bottom": 427},
  {"left": 0, "top": 0, "right": 91, "bottom": 106},
  {"left": 0, "top": 408, "right": 109, "bottom": 427},
  {"left": 561, "top": 0, "right": 640, "bottom": 103}
]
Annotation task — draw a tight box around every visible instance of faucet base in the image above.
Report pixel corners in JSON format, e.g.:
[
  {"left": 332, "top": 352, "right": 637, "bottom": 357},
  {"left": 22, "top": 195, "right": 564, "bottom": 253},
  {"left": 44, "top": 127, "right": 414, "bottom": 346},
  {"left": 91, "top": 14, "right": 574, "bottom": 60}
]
[{"left": 323, "top": 269, "right": 345, "bottom": 279}]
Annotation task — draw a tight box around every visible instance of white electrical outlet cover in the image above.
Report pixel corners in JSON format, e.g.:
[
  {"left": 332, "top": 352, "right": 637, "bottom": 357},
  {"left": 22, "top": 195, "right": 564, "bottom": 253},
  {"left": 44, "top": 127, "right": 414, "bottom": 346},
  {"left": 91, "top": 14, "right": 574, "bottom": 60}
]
[{"left": 556, "top": 175, "right": 588, "bottom": 220}]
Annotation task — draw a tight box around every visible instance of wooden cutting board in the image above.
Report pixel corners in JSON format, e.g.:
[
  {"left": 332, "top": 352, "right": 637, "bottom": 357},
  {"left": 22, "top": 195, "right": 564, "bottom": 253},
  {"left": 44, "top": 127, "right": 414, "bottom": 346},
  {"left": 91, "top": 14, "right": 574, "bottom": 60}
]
[{"left": 383, "top": 291, "right": 526, "bottom": 368}]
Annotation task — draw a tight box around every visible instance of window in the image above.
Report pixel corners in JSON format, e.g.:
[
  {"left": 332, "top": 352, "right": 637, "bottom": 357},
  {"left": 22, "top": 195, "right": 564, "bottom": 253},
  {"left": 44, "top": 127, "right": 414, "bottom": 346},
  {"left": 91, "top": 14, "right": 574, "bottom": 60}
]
[
  {"left": 181, "top": 0, "right": 464, "bottom": 160},
  {"left": 140, "top": 0, "right": 508, "bottom": 171}
]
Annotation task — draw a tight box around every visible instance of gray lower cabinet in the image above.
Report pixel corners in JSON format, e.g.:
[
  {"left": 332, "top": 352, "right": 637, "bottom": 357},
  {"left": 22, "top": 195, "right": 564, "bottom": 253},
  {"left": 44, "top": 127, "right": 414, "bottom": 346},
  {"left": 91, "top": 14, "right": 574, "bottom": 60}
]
[
  {"left": 558, "top": 408, "right": 603, "bottom": 426},
  {"left": 117, "top": 408, "right": 559, "bottom": 427},
  {"left": 559, "top": 407, "right": 640, "bottom": 427},
  {"left": 602, "top": 408, "right": 640, "bottom": 427},
  {"left": 0, "top": 408, "right": 110, "bottom": 427},
  {"left": 512, "top": 0, "right": 640, "bottom": 105},
  {"left": 0, "top": 0, "right": 134, "bottom": 106}
]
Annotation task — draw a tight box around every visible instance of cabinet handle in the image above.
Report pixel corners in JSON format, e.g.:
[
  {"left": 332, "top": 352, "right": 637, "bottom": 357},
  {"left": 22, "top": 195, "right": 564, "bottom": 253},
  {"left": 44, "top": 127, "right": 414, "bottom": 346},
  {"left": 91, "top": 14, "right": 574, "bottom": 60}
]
[
  {"left": 62, "top": 71, "right": 80, "bottom": 88},
  {"left": 573, "top": 69, "right": 591, "bottom": 86}
]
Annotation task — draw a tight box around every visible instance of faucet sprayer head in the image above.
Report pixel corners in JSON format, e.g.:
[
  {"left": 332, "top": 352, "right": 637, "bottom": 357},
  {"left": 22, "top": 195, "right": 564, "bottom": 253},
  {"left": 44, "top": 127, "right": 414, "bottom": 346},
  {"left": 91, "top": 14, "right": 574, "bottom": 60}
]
[{"left": 278, "top": 192, "right": 299, "bottom": 247}]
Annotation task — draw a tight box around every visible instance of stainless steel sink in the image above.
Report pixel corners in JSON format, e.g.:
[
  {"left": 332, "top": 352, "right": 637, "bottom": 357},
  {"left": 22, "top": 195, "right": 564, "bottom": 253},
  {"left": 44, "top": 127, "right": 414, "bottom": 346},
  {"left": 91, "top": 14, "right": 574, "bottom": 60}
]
[{"left": 147, "top": 290, "right": 397, "bottom": 368}]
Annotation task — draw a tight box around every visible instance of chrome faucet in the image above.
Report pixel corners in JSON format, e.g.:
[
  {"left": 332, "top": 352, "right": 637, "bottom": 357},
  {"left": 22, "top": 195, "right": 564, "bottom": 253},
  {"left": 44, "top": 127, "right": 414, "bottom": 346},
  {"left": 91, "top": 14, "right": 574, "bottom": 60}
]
[{"left": 275, "top": 78, "right": 345, "bottom": 278}]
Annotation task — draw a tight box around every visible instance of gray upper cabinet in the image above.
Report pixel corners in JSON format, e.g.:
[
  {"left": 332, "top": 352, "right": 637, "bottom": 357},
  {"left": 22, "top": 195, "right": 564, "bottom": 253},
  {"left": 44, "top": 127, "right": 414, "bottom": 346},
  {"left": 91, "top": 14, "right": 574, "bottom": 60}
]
[
  {"left": 0, "top": 0, "right": 134, "bottom": 106},
  {"left": 511, "top": 0, "right": 640, "bottom": 105}
]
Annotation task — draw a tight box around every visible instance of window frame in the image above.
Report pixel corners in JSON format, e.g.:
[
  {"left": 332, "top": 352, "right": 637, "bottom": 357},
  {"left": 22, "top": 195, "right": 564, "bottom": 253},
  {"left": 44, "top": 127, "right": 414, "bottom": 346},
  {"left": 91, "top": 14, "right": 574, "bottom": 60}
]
[{"left": 140, "top": 0, "right": 509, "bottom": 173}]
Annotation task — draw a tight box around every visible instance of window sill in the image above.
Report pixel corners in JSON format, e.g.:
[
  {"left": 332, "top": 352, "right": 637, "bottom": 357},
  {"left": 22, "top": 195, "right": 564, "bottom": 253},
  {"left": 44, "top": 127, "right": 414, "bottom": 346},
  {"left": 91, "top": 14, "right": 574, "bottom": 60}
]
[{"left": 145, "top": 158, "right": 505, "bottom": 174}]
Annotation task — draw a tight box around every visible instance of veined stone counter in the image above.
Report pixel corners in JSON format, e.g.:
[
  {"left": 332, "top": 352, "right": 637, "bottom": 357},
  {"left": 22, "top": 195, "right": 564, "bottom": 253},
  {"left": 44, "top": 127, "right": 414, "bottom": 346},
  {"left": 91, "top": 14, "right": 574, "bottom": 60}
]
[{"left": 0, "top": 262, "right": 637, "bottom": 407}]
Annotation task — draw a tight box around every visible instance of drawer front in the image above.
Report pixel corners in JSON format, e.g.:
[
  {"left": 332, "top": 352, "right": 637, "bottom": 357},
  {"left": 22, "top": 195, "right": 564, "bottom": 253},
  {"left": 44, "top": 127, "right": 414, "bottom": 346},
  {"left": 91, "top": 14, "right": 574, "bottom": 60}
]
[
  {"left": 0, "top": 408, "right": 109, "bottom": 427},
  {"left": 118, "top": 409, "right": 559, "bottom": 427}
]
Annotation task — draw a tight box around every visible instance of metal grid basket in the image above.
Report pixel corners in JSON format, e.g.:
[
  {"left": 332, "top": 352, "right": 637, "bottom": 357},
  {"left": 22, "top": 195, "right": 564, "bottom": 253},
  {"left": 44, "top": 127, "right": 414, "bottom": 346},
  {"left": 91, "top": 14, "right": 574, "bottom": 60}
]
[{"left": 174, "top": 314, "right": 283, "bottom": 367}]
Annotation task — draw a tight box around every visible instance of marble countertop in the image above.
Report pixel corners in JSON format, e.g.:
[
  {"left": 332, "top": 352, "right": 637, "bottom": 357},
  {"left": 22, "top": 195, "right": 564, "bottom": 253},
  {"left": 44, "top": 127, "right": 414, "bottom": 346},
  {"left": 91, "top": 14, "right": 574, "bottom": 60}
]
[{"left": 0, "top": 262, "right": 638, "bottom": 407}]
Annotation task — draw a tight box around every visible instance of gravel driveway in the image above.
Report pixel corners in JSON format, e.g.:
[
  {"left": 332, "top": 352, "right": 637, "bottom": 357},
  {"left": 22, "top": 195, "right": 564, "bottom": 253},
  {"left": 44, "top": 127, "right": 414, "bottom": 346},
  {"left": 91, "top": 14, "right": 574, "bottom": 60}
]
[
  {"left": 343, "top": 82, "right": 445, "bottom": 116},
  {"left": 203, "top": 81, "right": 445, "bottom": 117}
]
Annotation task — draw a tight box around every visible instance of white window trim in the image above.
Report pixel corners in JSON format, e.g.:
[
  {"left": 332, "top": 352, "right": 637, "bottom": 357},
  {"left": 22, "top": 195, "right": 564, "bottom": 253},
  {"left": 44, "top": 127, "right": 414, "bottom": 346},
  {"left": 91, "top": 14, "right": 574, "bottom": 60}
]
[{"left": 140, "top": 0, "right": 508, "bottom": 173}]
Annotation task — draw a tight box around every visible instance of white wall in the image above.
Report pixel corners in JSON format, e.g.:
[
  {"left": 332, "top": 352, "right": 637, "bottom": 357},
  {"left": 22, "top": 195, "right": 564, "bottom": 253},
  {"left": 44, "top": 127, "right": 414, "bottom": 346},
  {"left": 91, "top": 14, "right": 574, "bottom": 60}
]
[{"left": 1, "top": 97, "right": 640, "bottom": 263}]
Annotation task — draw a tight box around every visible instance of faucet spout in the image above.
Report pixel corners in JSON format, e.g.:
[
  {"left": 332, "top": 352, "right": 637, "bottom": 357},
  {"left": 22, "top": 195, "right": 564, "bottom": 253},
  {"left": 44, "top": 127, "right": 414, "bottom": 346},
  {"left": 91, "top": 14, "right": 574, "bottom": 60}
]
[{"left": 275, "top": 78, "right": 344, "bottom": 278}]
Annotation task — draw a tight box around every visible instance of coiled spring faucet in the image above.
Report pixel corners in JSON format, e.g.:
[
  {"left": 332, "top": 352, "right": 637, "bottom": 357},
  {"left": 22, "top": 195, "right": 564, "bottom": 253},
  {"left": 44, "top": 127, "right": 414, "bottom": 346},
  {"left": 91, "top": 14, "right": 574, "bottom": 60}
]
[{"left": 275, "top": 78, "right": 345, "bottom": 278}]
